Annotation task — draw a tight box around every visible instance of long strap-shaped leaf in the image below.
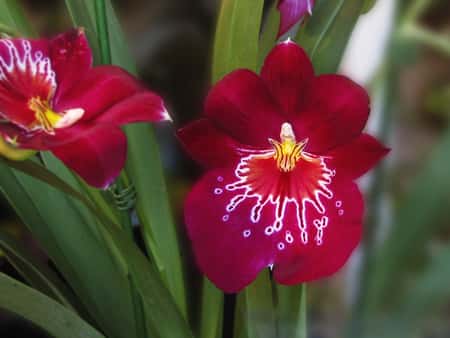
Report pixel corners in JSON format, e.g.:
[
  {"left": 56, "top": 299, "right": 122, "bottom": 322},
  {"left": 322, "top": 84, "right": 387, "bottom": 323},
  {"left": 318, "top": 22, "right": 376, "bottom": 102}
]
[
  {"left": 0, "top": 272, "right": 104, "bottom": 338},
  {"left": 0, "top": 161, "right": 195, "bottom": 338},
  {"left": 64, "top": 0, "right": 187, "bottom": 317},
  {"left": 0, "top": 231, "right": 79, "bottom": 311},
  {"left": 0, "top": 0, "right": 35, "bottom": 36},
  {"left": 0, "top": 163, "right": 137, "bottom": 338},
  {"left": 212, "top": 0, "right": 265, "bottom": 83},
  {"left": 296, "top": 0, "right": 364, "bottom": 74}
]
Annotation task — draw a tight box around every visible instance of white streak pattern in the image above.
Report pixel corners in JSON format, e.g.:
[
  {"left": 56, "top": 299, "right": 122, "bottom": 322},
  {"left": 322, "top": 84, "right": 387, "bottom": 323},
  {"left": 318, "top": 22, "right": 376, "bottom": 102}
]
[
  {"left": 0, "top": 40, "right": 56, "bottom": 91},
  {"left": 224, "top": 151, "right": 334, "bottom": 247}
]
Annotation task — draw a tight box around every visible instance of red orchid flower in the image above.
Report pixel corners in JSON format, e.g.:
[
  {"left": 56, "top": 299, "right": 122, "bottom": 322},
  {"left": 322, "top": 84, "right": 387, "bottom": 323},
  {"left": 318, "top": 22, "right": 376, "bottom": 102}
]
[
  {"left": 277, "top": 0, "right": 315, "bottom": 37},
  {"left": 0, "top": 29, "right": 170, "bottom": 188},
  {"left": 178, "top": 41, "right": 388, "bottom": 293}
]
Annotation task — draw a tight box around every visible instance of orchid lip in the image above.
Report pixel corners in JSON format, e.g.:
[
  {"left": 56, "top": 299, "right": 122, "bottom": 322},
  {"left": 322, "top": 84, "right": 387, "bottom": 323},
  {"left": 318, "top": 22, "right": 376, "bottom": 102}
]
[
  {"left": 28, "top": 97, "right": 84, "bottom": 134},
  {"left": 214, "top": 122, "right": 337, "bottom": 249}
]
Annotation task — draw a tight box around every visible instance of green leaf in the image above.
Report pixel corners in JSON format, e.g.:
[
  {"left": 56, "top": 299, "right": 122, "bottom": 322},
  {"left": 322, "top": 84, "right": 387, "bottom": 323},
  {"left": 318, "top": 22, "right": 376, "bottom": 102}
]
[
  {"left": 0, "top": 272, "right": 104, "bottom": 338},
  {"left": 198, "top": 279, "right": 224, "bottom": 338},
  {"left": 362, "top": 0, "right": 377, "bottom": 14},
  {"left": 212, "top": 0, "right": 265, "bottom": 82},
  {"left": 1, "top": 159, "right": 194, "bottom": 338},
  {"left": 0, "top": 231, "right": 78, "bottom": 310},
  {"left": 63, "top": 0, "right": 187, "bottom": 316},
  {"left": 296, "top": 0, "right": 364, "bottom": 74},
  {"left": 64, "top": 0, "right": 100, "bottom": 62},
  {"left": 98, "top": 215, "right": 195, "bottom": 338},
  {"left": 235, "top": 271, "right": 277, "bottom": 338},
  {"left": 258, "top": 1, "right": 281, "bottom": 70},
  {"left": 275, "top": 284, "right": 307, "bottom": 338},
  {"left": 0, "top": 0, "right": 35, "bottom": 37},
  {"left": 2, "top": 158, "right": 90, "bottom": 205},
  {"left": 125, "top": 124, "right": 188, "bottom": 316},
  {"left": 0, "top": 162, "right": 137, "bottom": 338},
  {"left": 64, "top": 0, "right": 136, "bottom": 72}
]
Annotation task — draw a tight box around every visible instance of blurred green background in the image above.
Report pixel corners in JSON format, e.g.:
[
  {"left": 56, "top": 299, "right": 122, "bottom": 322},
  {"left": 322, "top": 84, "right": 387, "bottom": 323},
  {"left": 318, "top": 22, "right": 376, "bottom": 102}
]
[{"left": 0, "top": 0, "right": 449, "bottom": 337}]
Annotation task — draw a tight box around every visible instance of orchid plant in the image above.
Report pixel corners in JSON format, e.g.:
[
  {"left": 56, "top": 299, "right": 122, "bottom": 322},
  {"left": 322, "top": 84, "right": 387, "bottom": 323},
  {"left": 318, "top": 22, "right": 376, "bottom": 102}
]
[{"left": 2, "top": 0, "right": 446, "bottom": 338}]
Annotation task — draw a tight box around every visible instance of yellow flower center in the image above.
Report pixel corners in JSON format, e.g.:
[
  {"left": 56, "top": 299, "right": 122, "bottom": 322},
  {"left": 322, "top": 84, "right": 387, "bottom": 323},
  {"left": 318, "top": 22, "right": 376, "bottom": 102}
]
[
  {"left": 27, "top": 97, "right": 84, "bottom": 134},
  {"left": 28, "top": 97, "right": 61, "bottom": 134},
  {"left": 270, "top": 122, "right": 308, "bottom": 172}
]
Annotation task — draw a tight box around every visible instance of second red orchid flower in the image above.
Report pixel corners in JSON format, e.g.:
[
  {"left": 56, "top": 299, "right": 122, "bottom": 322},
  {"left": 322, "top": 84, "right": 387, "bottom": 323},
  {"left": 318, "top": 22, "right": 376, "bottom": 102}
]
[{"left": 0, "top": 29, "right": 170, "bottom": 188}]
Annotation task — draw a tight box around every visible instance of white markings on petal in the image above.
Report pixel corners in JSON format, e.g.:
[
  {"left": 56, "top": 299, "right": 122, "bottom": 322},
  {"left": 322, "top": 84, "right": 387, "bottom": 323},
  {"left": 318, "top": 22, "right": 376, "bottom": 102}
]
[
  {"left": 224, "top": 151, "right": 335, "bottom": 247},
  {"left": 242, "top": 229, "right": 251, "bottom": 238},
  {"left": 285, "top": 231, "right": 294, "bottom": 244},
  {"left": 338, "top": 209, "right": 344, "bottom": 216},
  {"left": 222, "top": 214, "right": 229, "bottom": 222},
  {"left": 0, "top": 39, "right": 56, "bottom": 93},
  {"left": 313, "top": 216, "right": 329, "bottom": 245},
  {"left": 336, "top": 200, "right": 342, "bottom": 208},
  {"left": 265, "top": 226, "right": 275, "bottom": 236},
  {"left": 217, "top": 176, "right": 224, "bottom": 182},
  {"left": 214, "top": 188, "right": 223, "bottom": 195},
  {"left": 277, "top": 242, "right": 286, "bottom": 251}
]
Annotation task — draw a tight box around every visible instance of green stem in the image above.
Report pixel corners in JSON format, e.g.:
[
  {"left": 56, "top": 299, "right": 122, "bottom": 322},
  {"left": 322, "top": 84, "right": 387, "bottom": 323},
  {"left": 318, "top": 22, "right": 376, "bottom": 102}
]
[
  {"left": 275, "top": 283, "right": 307, "bottom": 338},
  {"left": 299, "top": 284, "right": 307, "bottom": 338},
  {"left": 94, "top": 0, "right": 111, "bottom": 65}
]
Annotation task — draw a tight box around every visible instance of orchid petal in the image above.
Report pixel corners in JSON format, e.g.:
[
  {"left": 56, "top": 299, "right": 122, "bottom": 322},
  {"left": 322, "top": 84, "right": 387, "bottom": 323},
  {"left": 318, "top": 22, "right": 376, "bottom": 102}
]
[
  {"left": 93, "top": 91, "right": 170, "bottom": 125},
  {"left": 55, "top": 65, "right": 144, "bottom": 121},
  {"left": 274, "top": 181, "right": 363, "bottom": 284},
  {"left": 51, "top": 125, "right": 126, "bottom": 189},
  {"left": 326, "top": 133, "right": 390, "bottom": 180},
  {"left": 177, "top": 119, "right": 262, "bottom": 169},
  {"left": 50, "top": 28, "right": 92, "bottom": 99},
  {"left": 261, "top": 40, "right": 314, "bottom": 117},
  {"left": 293, "top": 74, "right": 370, "bottom": 153},
  {"left": 205, "top": 69, "right": 284, "bottom": 147},
  {"left": 185, "top": 168, "right": 278, "bottom": 293}
]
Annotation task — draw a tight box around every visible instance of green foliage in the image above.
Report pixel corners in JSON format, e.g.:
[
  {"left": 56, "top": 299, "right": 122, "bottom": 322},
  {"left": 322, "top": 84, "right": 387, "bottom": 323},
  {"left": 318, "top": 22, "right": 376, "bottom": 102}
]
[
  {"left": 212, "top": 0, "right": 265, "bottom": 82},
  {"left": 198, "top": 279, "right": 224, "bottom": 338},
  {"left": 0, "top": 0, "right": 34, "bottom": 36},
  {"left": 362, "top": 0, "right": 377, "bottom": 14},
  {"left": 258, "top": 1, "right": 281, "bottom": 69},
  {"left": 0, "top": 272, "right": 104, "bottom": 338},
  {"left": 296, "top": 0, "right": 364, "bottom": 74},
  {"left": 0, "top": 162, "right": 137, "bottom": 338},
  {"left": 236, "top": 271, "right": 277, "bottom": 338},
  {"left": 275, "top": 284, "right": 307, "bottom": 338},
  {"left": 0, "top": 231, "right": 79, "bottom": 311},
  {"left": 64, "top": 0, "right": 187, "bottom": 318}
]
